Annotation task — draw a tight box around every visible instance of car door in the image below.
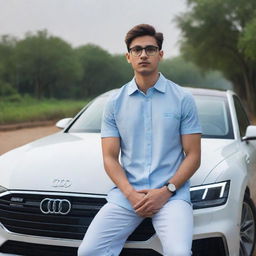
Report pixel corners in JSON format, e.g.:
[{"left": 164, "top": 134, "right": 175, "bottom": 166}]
[{"left": 233, "top": 95, "right": 256, "bottom": 204}]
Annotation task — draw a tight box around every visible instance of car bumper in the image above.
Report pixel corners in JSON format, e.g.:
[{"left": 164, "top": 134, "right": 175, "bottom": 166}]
[{"left": 0, "top": 199, "right": 239, "bottom": 256}]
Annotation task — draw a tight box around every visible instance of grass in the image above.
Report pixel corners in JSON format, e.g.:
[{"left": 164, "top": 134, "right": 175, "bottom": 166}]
[{"left": 0, "top": 96, "right": 88, "bottom": 125}]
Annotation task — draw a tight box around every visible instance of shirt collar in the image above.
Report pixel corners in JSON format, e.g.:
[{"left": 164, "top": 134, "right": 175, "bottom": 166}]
[
  {"left": 127, "top": 78, "right": 138, "bottom": 95},
  {"left": 127, "top": 73, "right": 167, "bottom": 96},
  {"left": 154, "top": 73, "right": 167, "bottom": 93}
]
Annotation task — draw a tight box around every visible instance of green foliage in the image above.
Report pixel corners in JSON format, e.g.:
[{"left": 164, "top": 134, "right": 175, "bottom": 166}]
[
  {"left": 0, "top": 80, "right": 18, "bottom": 97},
  {"left": 0, "top": 96, "right": 86, "bottom": 125},
  {"left": 0, "top": 35, "right": 17, "bottom": 92},
  {"left": 0, "top": 30, "right": 134, "bottom": 100},
  {"left": 75, "top": 46, "right": 133, "bottom": 98},
  {"left": 14, "top": 30, "right": 82, "bottom": 99},
  {"left": 239, "top": 17, "right": 256, "bottom": 60},
  {"left": 159, "top": 57, "right": 232, "bottom": 90},
  {"left": 112, "top": 54, "right": 133, "bottom": 83},
  {"left": 0, "top": 28, "right": 232, "bottom": 112},
  {"left": 75, "top": 44, "right": 115, "bottom": 97},
  {"left": 177, "top": 0, "right": 256, "bottom": 113}
]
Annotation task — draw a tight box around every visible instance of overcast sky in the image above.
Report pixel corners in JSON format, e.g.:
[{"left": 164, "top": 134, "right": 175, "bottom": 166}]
[{"left": 0, "top": 0, "right": 187, "bottom": 58}]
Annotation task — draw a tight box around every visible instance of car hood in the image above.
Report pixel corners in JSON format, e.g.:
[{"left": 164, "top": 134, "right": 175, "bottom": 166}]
[
  {"left": 0, "top": 133, "right": 238, "bottom": 194},
  {"left": 0, "top": 132, "right": 113, "bottom": 195},
  {"left": 190, "top": 138, "right": 239, "bottom": 185}
]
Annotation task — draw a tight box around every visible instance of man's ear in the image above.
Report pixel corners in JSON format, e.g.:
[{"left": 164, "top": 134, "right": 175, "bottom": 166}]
[
  {"left": 126, "top": 52, "right": 131, "bottom": 63},
  {"left": 159, "top": 50, "right": 164, "bottom": 60}
]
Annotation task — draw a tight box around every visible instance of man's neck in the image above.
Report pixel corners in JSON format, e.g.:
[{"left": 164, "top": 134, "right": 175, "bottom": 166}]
[{"left": 135, "top": 71, "right": 160, "bottom": 94}]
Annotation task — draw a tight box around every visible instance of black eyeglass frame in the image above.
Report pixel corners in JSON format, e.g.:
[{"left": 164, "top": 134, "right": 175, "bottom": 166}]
[{"left": 128, "top": 45, "right": 159, "bottom": 57}]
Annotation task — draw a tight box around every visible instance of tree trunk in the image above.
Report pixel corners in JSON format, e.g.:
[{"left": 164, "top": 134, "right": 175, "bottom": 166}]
[
  {"left": 35, "top": 76, "right": 43, "bottom": 99},
  {"left": 240, "top": 61, "right": 255, "bottom": 112}
]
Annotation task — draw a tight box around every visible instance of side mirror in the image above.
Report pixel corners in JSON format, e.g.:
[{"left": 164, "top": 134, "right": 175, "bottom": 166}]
[
  {"left": 242, "top": 125, "right": 256, "bottom": 141},
  {"left": 56, "top": 118, "right": 73, "bottom": 129}
]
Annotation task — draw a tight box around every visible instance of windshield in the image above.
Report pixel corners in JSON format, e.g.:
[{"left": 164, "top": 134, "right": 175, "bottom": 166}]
[
  {"left": 195, "top": 95, "right": 233, "bottom": 139},
  {"left": 67, "top": 96, "right": 106, "bottom": 133},
  {"left": 67, "top": 93, "right": 234, "bottom": 139}
]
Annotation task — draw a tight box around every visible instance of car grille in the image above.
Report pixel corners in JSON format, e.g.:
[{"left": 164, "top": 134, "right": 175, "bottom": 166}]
[
  {"left": 0, "top": 192, "right": 155, "bottom": 241},
  {"left": 0, "top": 241, "right": 162, "bottom": 256},
  {"left": 0, "top": 238, "right": 227, "bottom": 256},
  {"left": 0, "top": 192, "right": 228, "bottom": 256},
  {"left": 0, "top": 241, "right": 78, "bottom": 256}
]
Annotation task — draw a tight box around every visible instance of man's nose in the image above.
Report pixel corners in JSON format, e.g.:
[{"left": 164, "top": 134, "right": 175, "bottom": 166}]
[{"left": 140, "top": 49, "right": 148, "bottom": 58}]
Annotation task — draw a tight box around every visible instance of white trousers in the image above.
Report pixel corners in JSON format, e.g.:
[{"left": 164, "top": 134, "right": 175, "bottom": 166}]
[{"left": 78, "top": 200, "right": 193, "bottom": 256}]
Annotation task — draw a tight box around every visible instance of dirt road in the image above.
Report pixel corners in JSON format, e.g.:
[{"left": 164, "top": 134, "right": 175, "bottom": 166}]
[{"left": 0, "top": 125, "right": 59, "bottom": 155}]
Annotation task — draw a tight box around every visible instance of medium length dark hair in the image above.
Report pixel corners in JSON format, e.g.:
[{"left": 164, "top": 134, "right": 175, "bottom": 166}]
[{"left": 125, "top": 24, "right": 163, "bottom": 51}]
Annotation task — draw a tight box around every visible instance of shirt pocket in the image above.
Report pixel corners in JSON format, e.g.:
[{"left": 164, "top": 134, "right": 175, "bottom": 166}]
[
  {"left": 162, "top": 112, "right": 181, "bottom": 133},
  {"left": 163, "top": 112, "right": 180, "bottom": 120}
]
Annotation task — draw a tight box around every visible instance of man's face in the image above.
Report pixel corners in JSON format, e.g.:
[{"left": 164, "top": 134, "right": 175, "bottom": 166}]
[{"left": 126, "top": 35, "right": 163, "bottom": 76}]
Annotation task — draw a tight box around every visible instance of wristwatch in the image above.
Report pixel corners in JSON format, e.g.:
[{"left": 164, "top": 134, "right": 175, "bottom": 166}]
[{"left": 166, "top": 183, "right": 177, "bottom": 195}]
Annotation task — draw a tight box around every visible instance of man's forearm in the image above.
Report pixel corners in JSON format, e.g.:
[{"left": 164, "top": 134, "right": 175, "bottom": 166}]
[
  {"left": 103, "top": 156, "right": 147, "bottom": 213},
  {"left": 103, "top": 156, "right": 134, "bottom": 197},
  {"left": 168, "top": 152, "right": 200, "bottom": 190}
]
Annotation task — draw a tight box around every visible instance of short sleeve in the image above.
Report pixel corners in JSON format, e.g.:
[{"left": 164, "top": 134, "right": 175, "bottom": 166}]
[
  {"left": 101, "top": 95, "right": 120, "bottom": 138},
  {"left": 180, "top": 93, "right": 202, "bottom": 135}
]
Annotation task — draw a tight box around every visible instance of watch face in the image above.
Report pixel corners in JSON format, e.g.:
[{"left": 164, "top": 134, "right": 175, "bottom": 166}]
[{"left": 168, "top": 183, "right": 176, "bottom": 192}]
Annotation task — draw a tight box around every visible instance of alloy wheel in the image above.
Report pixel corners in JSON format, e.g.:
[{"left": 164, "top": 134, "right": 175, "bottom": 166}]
[{"left": 240, "top": 198, "right": 256, "bottom": 256}]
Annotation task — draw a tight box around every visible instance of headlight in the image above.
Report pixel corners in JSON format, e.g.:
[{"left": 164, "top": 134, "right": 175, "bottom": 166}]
[
  {"left": 190, "top": 180, "right": 230, "bottom": 209},
  {"left": 0, "top": 185, "right": 7, "bottom": 194}
]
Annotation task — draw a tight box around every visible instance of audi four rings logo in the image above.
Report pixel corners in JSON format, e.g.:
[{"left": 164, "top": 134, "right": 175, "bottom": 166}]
[{"left": 40, "top": 198, "right": 72, "bottom": 215}]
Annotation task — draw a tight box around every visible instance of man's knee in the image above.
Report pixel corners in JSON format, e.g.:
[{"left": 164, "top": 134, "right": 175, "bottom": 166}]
[
  {"left": 164, "top": 246, "right": 191, "bottom": 256},
  {"left": 78, "top": 240, "right": 112, "bottom": 256},
  {"left": 77, "top": 243, "right": 96, "bottom": 256},
  {"left": 77, "top": 244, "right": 87, "bottom": 256}
]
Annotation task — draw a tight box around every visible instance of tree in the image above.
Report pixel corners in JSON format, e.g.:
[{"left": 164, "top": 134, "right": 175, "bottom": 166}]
[
  {"left": 239, "top": 17, "right": 256, "bottom": 61},
  {"left": 159, "top": 56, "right": 232, "bottom": 90},
  {"left": 75, "top": 45, "right": 132, "bottom": 98},
  {"left": 0, "top": 35, "right": 17, "bottom": 97},
  {"left": 15, "top": 30, "right": 81, "bottom": 99},
  {"left": 111, "top": 54, "right": 133, "bottom": 85},
  {"left": 177, "top": 0, "right": 256, "bottom": 114}
]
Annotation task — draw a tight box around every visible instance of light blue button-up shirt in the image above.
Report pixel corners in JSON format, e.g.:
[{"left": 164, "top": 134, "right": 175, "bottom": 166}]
[{"left": 101, "top": 73, "right": 202, "bottom": 211}]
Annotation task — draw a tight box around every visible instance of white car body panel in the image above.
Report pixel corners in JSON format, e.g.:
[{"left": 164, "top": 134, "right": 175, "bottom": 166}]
[{"left": 0, "top": 135, "right": 239, "bottom": 193}]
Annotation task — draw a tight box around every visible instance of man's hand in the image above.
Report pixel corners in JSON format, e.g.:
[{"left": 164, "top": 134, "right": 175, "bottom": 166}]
[
  {"left": 133, "top": 187, "right": 172, "bottom": 217},
  {"left": 127, "top": 190, "right": 146, "bottom": 210}
]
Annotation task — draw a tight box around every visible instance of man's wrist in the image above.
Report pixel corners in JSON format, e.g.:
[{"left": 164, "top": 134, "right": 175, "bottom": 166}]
[
  {"left": 162, "top": 186, "right": 173, "bottom": 197},
  {"left": 124, "top": 186, "right": 135, "bottom": 199},
  {"left": 165, "top": 183, "right": 177, "bottom": 196}
]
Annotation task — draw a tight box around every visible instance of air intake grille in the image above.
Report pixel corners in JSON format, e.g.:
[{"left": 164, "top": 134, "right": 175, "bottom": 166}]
[
  {"left": 0, "top": 241, "right": 162, "bottom": 256},
  {"left": 0, "top": 238, "right": 227, "bottom": 256}
]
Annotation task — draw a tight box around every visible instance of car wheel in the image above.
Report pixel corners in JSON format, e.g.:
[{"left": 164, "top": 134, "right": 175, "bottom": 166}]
[{"left": 240, "top": 194, "right": 256, "bottom": 256}]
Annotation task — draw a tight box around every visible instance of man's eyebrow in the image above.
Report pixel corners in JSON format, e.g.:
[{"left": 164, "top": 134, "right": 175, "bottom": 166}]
[{"left": 130, "top": 44, "right": 158, "bottom": 48}]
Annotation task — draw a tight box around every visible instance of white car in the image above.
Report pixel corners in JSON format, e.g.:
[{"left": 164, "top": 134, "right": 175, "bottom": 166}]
[{"left": 0, "top": 88, "right": 256, "bottom": 256}]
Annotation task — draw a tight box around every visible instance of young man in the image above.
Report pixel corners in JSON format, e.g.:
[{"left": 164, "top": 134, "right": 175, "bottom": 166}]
[{"left": 78, "top": 24, "right": 201, "bottom": 256}]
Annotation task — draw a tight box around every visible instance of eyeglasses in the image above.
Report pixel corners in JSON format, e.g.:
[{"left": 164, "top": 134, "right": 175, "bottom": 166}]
[{"left": 128, "top": 45, "right": 159, "bottom": 57}]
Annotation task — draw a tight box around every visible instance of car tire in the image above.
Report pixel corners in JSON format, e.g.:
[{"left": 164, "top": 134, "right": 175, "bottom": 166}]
[{"left": 240, "top": 194, "right": 256, "bottom": 256}]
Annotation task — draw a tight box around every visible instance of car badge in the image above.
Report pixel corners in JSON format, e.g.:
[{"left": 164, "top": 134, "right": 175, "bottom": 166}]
[
  {"left": 40, "top": 198, "right": 71, "bottom": 215},
  {"left": 52, "top": 179, "right": 72, "bottom": 188}
]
